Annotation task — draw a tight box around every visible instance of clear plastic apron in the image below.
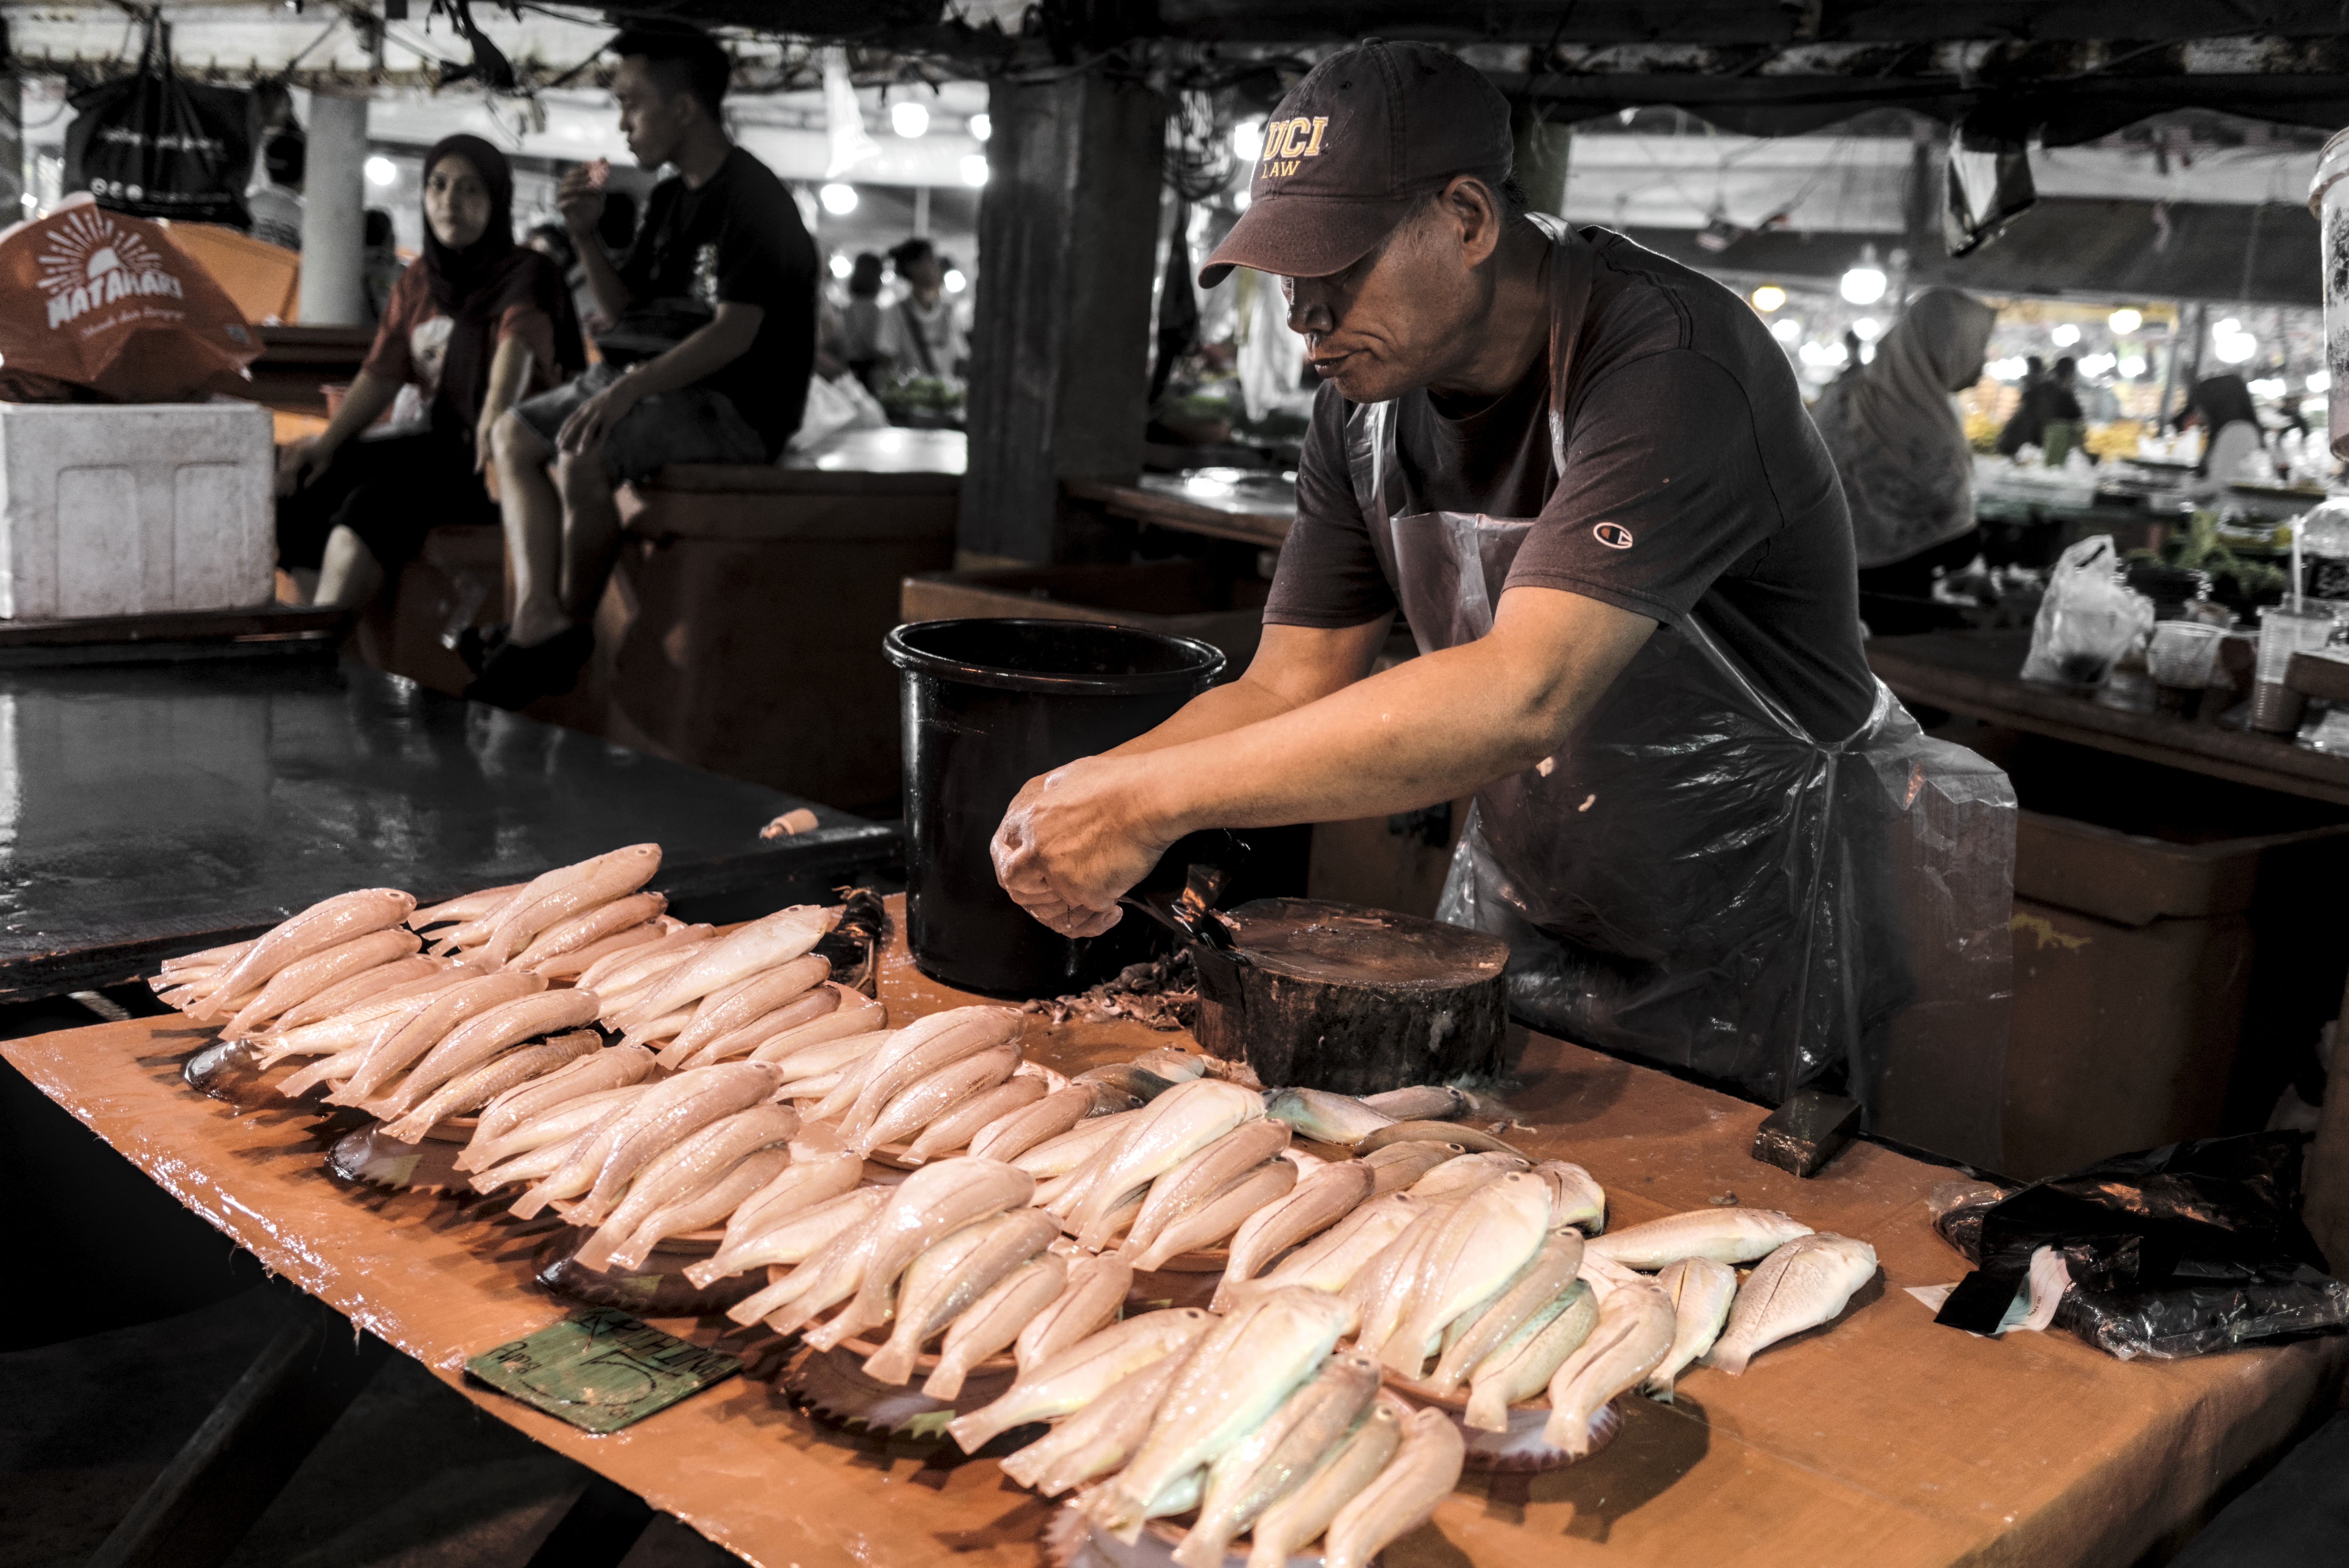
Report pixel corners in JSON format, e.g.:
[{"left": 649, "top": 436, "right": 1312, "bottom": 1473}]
[{"left": 1346, "top": 234, "right": 2017, "bottom": 1166}]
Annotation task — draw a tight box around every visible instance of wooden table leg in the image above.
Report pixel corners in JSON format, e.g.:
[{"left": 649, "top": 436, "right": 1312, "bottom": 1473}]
[
  {"left": 2303, "top": 971, "right": 2349, "bottom": 1276},
  {"left": 86, "top": 1287, "right": 390, "bottom": 1568}
]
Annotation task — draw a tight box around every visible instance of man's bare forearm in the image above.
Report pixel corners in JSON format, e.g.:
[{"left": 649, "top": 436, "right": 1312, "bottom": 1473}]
[
  {"left": 1126, "top": 592, "right": 1652, "bottom": 834},
  {"left": 1103, "top": 615, "right": 1394, "bottom": 760}
]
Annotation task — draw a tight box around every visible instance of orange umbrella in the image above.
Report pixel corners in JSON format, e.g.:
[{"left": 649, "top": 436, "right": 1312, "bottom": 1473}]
[{"left": 0, "top": 196, "right": 263, "bottom": 402}]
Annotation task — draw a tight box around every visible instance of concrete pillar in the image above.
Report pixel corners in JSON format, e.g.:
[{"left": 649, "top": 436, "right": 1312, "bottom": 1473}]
[
  {"left": 297, "top": 92, "right": 369, "bottom": 326},
  {"left": 0, "top": 68, "right": 23, "bottom": 224},
  {"left": 960, "top": 70, "right": 1164, "bottom": 564}
]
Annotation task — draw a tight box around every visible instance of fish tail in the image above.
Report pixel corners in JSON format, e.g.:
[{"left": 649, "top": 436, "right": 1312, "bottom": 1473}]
[
  {"left": 1703, "top": 1340, "right": 1750, "bottom": 1376},
  {"left": 919, "top": 1354, "right": 968, "bottom": 1402},
  {"left": 1543, "top": 1401, "right": 1593, "bottom": 1456},
  {"left": 1643, "top": 1368, "right": 1676, "bottom": 1402},
  {"left": 1463, "top": 1381, "right": 1511, "bottom": 1433},
  {"left": 860, "top": 1335, "right": 918, "bottom": 1386},
  {"left": 1169, "top": 1523, "right": 1231, "bottom": 1568},
  {"left": 509, "top": 1184, "right": 558, "bottom": 1220},
  {"left": 945, "top": 1403, "right": 1010, "bottom": 1454}
]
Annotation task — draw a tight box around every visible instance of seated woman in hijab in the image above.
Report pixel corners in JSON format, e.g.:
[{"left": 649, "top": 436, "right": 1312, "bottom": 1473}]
[
  {"left": 1810, "top": 287, "right": 1999, "bottom": 603},
  {"left": 276, "top": 135, "right": 584, "bottom": 607},
  {"left": 2180, "top": 374, "right": 2271, "bottom": 495}
]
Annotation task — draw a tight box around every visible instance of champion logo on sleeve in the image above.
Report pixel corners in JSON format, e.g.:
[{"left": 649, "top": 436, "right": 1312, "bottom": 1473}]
[{"left": 1593, "top": 522, "right": 1635, "bottom": 550}]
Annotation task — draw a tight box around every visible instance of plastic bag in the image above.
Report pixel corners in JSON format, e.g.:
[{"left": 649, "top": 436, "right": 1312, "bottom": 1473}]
[
  {"left": 785, "top": 370, "right": 889, "bottom": 454},
  {"left": 64, "top": 20, "right": 252, "bottom": 228},
  {"left": 0, "top": 196, "right": 261, "bottom": 403},
  {"left": 1931, "top": 1132, "right": 2349, "bottom": 1360},
  {"left": 2021, "top": 534, "right": 2155, "bottom": 685}
]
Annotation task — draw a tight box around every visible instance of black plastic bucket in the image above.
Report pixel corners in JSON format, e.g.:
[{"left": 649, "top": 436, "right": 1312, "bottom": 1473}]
[{"left": 883, "top": 618, "right": 1228, "bottom": 997}]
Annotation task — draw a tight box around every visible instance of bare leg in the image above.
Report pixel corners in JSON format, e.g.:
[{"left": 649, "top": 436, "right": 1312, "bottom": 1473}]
[
  {"left": 278, "top": 567, "right": 320, "bottom": 606},
  {"left": 554, "top": 450, "right": 624, "bottom": 625},
  {"left": 313, "top": 526, "right": 386, "bottom": 609},
  {"left": 491, "top": 411, "right": 571, "bottom": 647}
]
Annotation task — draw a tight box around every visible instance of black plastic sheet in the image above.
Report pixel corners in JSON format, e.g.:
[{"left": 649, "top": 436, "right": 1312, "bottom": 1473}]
[{"left": 1933, "top": 1132, "right": 2349, "bottom": 1360}]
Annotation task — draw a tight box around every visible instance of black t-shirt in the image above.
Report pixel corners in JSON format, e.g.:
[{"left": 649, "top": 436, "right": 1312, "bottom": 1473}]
[
  {"left": 1267, "top": 226, "right": 1878, "bottom": 741},
  {"left": 620, "top": 146, "right": 818, "bottom": 457}
]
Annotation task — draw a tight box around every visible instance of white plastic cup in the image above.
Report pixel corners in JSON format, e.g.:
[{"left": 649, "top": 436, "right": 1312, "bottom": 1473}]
[{"left": 2253, "top": 604, "right": 2338, "bottom": 732}]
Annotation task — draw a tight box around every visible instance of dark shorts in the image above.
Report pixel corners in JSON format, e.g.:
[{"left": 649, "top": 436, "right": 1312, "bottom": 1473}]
[
  {"left": 275, "top": 428, "right": 497, "bottom": 572},
  {"left": 510, "top": 361, "right": 769, "bottom": 485}
]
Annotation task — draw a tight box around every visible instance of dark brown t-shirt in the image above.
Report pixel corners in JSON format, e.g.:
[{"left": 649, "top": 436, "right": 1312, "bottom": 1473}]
[{"left": 1266, "top": 227, "right": 1877, "bottom": 741}]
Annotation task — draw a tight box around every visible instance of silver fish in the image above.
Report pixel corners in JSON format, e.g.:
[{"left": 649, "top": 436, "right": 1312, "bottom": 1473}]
[
  {"left": 1250, "top": 1192, "right": 1422, "bottom": 1297},
  {"left": 462, "top": 1086, "right": 647, "bottom": 1181},
  {"left": 1360, "top": 1141, "right": 1466, "bottom": 1195},
  {"left": 710, "top": 1188, "right": 888, "bottom": 1310},
  {"left": 512, "top": 889, "right": 668, "bottom": 971},
  {"left": 1533, "top": 1159, "right": 1608, "bottom": 1235},
  {"left": 1129, "top": 1048, "right": 1207, "bottom": 1082},
  {"left": 1320, "top": 1405, "right": 1467, "bottom": 1568},
  {"left": 617, "top": 903, "right": 833, "bottom": 1027},
  {"left": 1428, "top": 1227, "right": 1585, "bottom": 1392},
  {"left": 1093, "top": 1287, "right": 1354, "bottom": 1540},
  {"left": 606, "top": 1146, "right": 793, "bottom": 1272},
  {"left": 1544, "top": 1280, "right": 1676, "bottom": 1455},
  {"left": 1263, "top": 1087, "right": 1394, "bottom": 1147},
  {"left": 1216, "top": 1160, "right": 1376, "bottom": 1310},
  {"left": 1243, "top": 1395, "right": 1404, "bottom": 1568},
  {"left": 948, "top": 1308, "right": 1214, "bottom": 1453},
  {"left": 1176, "top": 1352, "right": 1381, "bottom": 1568},
  {"left": 1382, "top": 1171, "right": 1553, "bottom": 1377},
  {"left": 676, "top": 980, "right": 844, "bottom": 1071},
  {"left": 1013, "top": 1107, "right": 1142, "bottom": 1178},
  {"left": 687, "top": 1181, "right": 880, "bottom": 1288},
  {"left": 467, "top": 1042, "right": 655, "bottom": 1155},
  {"left": 1064, "top": 1079, "right": 1265, "bottom": 1234},
  {"left": 857, "top": 1044, "right": 1021, "bottom": 1156},
  {"left": 908, "top": 1074, "right": 1048, "bottom": 1160},
  {"left": 479, "top": 844, "right": 662, "bottom": 965},
  {"left": 1116, "top": 1118, "right": 1292, "bottom": 1257},
  {"left": 507, "top": 1062, "right": 740, "bottom": 1213},
  {"left": 813, "top": 1156, "right": 1035, "bottom": 1346},
  {"left": 531, "top": 922, "right": 665, "bottom": 982},
  {"left": 267, "top": 951, "right": 441, "bottom": 1033},
  {"left": 1016, "top": 1253, "right": 1133, "bottom": 1370},
  {"left": 1000, "top": 1340, "right": 1190, "bottom": 1494},
  {"left": 1704, "top": 1232, "right": 1877, "bottom": 1376},
  {"left": 574, "top": 1102, "right": 800, "bottom": 1271},
  {"left": 565, "top": 1062, "right": 786, "bottom": 1226},
  {"left": 863, "top": 1208, "right": 1061, "bottom": 1384},
  {"left": 361, "top": 985, "right": 595, "bottom": 1116},
  {"left": 655, "top": 951, "right": 829, "bottom": 1066},
  {"left": 743, "top": 992, "right": 887, "bottom": 1067},
  {"left": 819, "top": 1006, "right": 1021, "bottom": 1135},
  {"left": 969, "top": 1083, "right": 1109, "bottom": 1164},
  {"left": 331, "top": 970, "right": 548, "bottom": 1103},
  {"left": 1357, "top": 1121, "right": 1526, "bottom": 1158},
  {"left": 1346, "top": 1203, "right": 1454, "bottom": 1364},
  {"left": 1358, "top": 1085, "right": 1470, "bottom": 1121},
  {"left": 1584, "top": 1206, "right": 1814, "bottom": 1270},
  {"left": 190, "top": 888, "right": 417, "bottom": 1023},
  {"left": 1463, "top": 1280, "right": 1596, "bottom": 1432},
  {"left": 1645, "top": 1255, "right": 1738, "bottom": 1399},
  {"left": 715, "top": 1146, "right": 865, "bottom": 1252},
  {"left": 754, "top": 1020, "right": 887, "bottom": 1079},
  {"left": 1406, "top": 1150, "right": 1530, "bottom": 1202},
  {"left": 381, "top": 1032, "right": 598, "bottom": 1144},
  {"left": 923, "top": 1250, "right": 1068, "bottom": 1402},
  {"left": 730, "top": 1200, "right": 881, "bottom": 1332},
  {"left": 1131, "top": 1158, "right": 1297, "bottom": 1272}
]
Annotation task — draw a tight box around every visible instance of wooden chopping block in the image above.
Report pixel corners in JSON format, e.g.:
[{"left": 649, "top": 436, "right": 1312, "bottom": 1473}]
[{"left": 1190, "top": 896, "right": 1509, "bottom": 1096}]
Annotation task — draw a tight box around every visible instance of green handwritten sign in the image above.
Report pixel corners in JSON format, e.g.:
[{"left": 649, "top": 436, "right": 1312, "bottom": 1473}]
[{"left": 466, "top": 1307, "right": 741, "bottom": 1433}]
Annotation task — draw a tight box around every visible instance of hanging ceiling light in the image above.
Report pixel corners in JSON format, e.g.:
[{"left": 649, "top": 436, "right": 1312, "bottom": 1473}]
[
  {"left": 365, "top": 155, "right": 398, "bottom": 187},
  {"left": 968, "top": 112, "right": 992, "bottom": 143},
  {"left": 959, "top": 155, "right": 989, "bottom": 188},
  {"left": 819, "top": 182, "right": 859, "bottom": 216},
  {"left": 2109, "top": 308, "right": 2142, "bottom": 334},
  {"left": 1750, "top": 284, "right": 1786, "bottom": 313},
  {"left": 890, "top": 101, "right": 929, "bottom": 139},
  {"left": 1838, "top": 245, "right": 1887, "bottom": 305}
]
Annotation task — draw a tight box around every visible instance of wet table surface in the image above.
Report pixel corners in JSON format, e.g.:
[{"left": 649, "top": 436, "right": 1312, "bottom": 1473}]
[
  {"left": 7, "top": 897, "right": 2341, "bottom": 1568},
  {"left": 0, "top": 657, "right": 892, "bottom": 998}
]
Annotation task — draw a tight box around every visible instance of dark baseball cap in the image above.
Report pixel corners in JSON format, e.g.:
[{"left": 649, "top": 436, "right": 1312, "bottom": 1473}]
[{"left": 1199, "top": 40, "right": 1514, "bottom": 289}]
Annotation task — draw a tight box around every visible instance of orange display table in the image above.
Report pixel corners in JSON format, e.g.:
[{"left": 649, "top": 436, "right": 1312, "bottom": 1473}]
[{"left": 5, "top": 899, "right": 2340, "bottom": 1567}]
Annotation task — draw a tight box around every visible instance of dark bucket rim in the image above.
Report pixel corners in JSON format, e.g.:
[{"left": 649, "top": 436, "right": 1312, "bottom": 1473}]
[{"left": 883, "top": 618, "right": 1228, "bottom": 697}]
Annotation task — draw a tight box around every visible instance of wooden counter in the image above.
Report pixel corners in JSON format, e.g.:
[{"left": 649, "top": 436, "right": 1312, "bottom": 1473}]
[
  {"left": 1067, "top": 475, "right": 1294, "bottom": 550},
  {"left": 6, "top": 900, "right": 2340, "bottom": 1567},
  {"left": 1868, "top": 627, "right": 2349, "bottom": 806}
]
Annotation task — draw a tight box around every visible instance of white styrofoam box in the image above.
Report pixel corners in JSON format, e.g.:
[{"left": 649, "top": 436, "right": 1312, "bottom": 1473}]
[{"left": 0, "top": 400, "right": 275, "bottom": 620}]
